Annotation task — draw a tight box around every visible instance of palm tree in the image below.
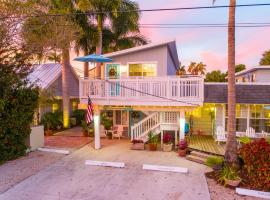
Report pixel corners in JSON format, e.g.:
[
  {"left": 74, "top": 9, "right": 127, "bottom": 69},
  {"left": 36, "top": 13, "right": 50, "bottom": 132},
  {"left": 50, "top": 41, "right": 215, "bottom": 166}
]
[
  {"left": 187, "top": 62, "right": 206, "bottom": 75},
  {"left": 22, "top": 0, "right": 80, "bottom": 128},
  {"left": 176, "top": 66, "right": 186, "bottom": 76},
  {"left": 225, "top": 0, "right": 238, "bottom": 166},
  {"left": 76, "top": 0, "right": 140, "bottom": 78},
  {"left": 212, "top": 0, "right": 238, "bottom": 166}
]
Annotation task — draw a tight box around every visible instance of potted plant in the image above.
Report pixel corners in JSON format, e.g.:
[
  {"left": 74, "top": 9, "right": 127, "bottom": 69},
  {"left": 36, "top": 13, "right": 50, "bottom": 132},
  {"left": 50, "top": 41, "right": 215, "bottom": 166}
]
[
  {"left": 163, "top": 133, "right": 173, "bottom": 152},
  {"left": 178, "top": 139, "right": 188, "bottom": 157},
  {"left": 148, "top": 131, "right": 158, "bottom": 151},
  {"left": 131, "top": 139, "right": 144, "bottom": 150},
  {"left": 81, "top": 120, "right": 90, "bottom": 137},
  {"left": 219, "top": 165, "right": 241, "bottom": 187}
]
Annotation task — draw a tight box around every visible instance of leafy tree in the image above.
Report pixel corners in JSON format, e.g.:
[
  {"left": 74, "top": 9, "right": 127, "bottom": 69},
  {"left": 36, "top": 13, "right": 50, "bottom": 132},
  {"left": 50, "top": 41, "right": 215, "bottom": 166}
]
[
  {"left": 205, "top": 70, "right": 226, "bottom": 82},
  {"left": 0, "top": 16, "right": 39, "bottom": 163},
  {"left": 176, "top": 66, "right": 186, "bottom": 76},
  {"left": 22, "top": 0, "right": 81, "bottom": 128},
  {"left": 187, "top": 62, "right": 206, "bottom": 75},
  {"left": 259, "top": 50, "right": 270, "bottom": 66},
  {"left": 235, "top": 64, "right": 246, "bottom": 73}
]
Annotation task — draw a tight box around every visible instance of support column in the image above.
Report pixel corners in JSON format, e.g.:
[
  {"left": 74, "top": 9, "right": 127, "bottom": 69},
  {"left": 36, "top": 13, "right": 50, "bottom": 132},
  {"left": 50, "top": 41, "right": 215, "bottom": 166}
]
[
  {"left": 94, "top": 109, "right": 101, "bottom": 150},
  {"left": 161, "top": 130, "right": 164, "bottom": 148},
  {"left": 222, "top": 104, "right": 226, "bottom": 131},
  {"left": 179, "top": 110, "right": 185, "bottom": 140}
]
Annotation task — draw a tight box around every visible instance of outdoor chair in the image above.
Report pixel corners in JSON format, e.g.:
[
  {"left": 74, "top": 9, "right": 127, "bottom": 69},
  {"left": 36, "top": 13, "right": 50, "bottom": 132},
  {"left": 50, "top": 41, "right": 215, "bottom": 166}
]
[
  {"left": 262, "top": 130, "right": 269, "bottom": 138},
  {"left": 100, "top": 125, "right": 107, "bottom": 138},
  {"left": 215, "top": 126, "right": 227, "bottom": 144},
  {"left": 112, "top": 125, "right": 124, "bottom": 139},
  {"left": 245, "top": 127, "right": 256, "bottom": 138}
]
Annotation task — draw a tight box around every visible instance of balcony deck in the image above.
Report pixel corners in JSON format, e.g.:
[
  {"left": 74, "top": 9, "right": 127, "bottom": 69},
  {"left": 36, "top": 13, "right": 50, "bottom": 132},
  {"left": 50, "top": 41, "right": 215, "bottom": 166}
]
[{"left": 79, "top": 76, "right": 204, "bottom": 107}]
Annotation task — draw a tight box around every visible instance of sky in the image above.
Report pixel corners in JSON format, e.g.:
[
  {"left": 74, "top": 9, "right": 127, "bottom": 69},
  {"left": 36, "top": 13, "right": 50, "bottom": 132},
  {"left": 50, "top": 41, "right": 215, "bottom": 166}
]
[{"left": 134, "top": 0, "right": 270, "bottom": 72}]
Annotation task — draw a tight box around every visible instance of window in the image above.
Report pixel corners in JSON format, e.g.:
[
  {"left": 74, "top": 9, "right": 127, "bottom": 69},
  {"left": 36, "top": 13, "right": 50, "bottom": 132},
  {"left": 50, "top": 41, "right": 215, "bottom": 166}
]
[
  {"left": 72, "top": 101, "right": 78, "bottom": 111},
  {"left": 225, "top": 104, "right": 248, "bottom": 132},
  {"left": 129, "top": 63, "right": 157, "bottom": 77},
  {"left": 250, "top": 105, "right": 270, "bottom": 132}
]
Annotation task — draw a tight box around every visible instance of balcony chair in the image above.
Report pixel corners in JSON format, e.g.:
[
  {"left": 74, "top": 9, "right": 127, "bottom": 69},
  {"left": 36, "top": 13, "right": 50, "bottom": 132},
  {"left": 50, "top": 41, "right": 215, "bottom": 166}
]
[
  {"left": 245, "top": 127, "right": 256, "bottom": 138},
  {"left": 215, "top": 126, "right": 227, "bottom": 144},
  {"left": 112, "top": 125, "right": 124, "bottom": 140}
]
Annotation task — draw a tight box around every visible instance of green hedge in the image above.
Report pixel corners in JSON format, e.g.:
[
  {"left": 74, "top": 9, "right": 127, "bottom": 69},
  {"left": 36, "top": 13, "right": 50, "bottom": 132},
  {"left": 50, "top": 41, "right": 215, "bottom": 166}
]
[
  {"left": 0, "top": 87, "right": 39, "bottom": 162},
  {"left": 72, "top": 109, "right": 85, "bottom": 125}
]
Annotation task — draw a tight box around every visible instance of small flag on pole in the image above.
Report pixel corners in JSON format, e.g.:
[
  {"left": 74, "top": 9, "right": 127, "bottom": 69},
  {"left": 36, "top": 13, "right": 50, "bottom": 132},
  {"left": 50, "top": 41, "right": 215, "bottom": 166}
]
[{"left": 86, "top": 96, "right": 94, "bottom": 124}]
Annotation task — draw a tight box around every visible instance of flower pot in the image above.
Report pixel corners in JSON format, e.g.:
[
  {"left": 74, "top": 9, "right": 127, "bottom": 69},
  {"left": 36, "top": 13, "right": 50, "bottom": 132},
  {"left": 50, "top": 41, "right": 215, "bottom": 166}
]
[
  {"left": 224, "top": 178, "right": 241, "bottom": 187},
  {"left": 178, "top": 149, "right": 186, "bottom": 157},
  {"left": 163, "top": 143, "right": 172, "bottom": 152},
  {"left": 131, "top": 143, "right": 144, "bottom": 150},
  {"left": 149, "top": 143, "right": 157, "bottom": 151},
  {"left": 45, "top": 129, "right": 52, "bottom": 136}
]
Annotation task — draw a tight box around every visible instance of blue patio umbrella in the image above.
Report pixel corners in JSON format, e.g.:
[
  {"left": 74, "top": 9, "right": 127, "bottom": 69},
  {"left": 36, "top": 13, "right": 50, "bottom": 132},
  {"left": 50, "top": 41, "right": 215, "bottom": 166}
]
[{"left": 74, "top": 54, "right": 112, "bottom": 63}]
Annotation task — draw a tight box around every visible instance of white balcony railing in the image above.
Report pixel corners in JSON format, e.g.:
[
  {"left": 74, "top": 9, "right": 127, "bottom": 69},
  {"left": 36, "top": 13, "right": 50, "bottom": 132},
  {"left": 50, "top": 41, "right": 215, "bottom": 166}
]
[{"left": 79, "top": 76, "right": 204, "bottom": 106}]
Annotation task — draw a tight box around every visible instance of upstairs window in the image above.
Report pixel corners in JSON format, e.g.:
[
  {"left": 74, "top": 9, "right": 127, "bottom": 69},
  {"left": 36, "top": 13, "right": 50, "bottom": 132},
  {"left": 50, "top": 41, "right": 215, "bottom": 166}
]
[{"left": 129, "top": 63, "right": 157, "bottom": 77}]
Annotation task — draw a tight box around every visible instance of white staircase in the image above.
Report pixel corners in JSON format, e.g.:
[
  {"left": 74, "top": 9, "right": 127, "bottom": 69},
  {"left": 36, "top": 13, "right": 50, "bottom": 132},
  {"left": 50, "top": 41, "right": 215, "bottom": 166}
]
[{"left": 131, "top": 112, "right": 179, "bottom": 142}]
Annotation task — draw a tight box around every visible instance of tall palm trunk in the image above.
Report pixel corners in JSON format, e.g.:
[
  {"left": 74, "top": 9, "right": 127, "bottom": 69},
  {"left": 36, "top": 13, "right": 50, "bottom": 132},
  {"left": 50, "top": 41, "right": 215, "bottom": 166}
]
[
  {"left": 61, "top": 48, "right": 71, "bottom": 128},
  {"left": 83, "top": 52, "right": 89, "bottom": 78},
  {"left": 225, "top": 0, "right": 238, "bottom": 166},
  {"left": 95, "top": 14, "right": 102, "bottom": 79}
]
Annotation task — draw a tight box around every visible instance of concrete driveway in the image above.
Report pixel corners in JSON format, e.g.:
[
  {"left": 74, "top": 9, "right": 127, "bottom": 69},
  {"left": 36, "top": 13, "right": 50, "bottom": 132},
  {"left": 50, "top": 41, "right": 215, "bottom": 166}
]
[{"left": 0, "top": 140, "right": 211, "bottom": 200}]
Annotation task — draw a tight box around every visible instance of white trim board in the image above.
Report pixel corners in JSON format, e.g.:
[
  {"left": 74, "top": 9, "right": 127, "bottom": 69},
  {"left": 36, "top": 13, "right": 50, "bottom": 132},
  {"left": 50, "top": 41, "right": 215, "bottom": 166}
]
[
  {"left": 85, "top": 160, "right": 125, "bottom": 168},
  {"left": 38, "top": 148, "right": 70, "bottom": 155},
  {"left": 236, "top": 188, "right": 270, "bottom": 199},
  {"left": 143, "top": 164, "right": 188, "bottom": 173}
]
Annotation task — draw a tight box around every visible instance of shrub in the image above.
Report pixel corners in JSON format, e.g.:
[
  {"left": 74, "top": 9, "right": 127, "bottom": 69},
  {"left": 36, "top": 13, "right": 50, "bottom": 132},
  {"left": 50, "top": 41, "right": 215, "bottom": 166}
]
[
  {"left": 239, "top": 138, "right": 270, "bottom": 191},
  {"left": 72, "top": 109, "right": 85, "bottom": 125},
  {"left": 178, "top": 140, "right": 188, "bottom": 150},
  {"left": 206, "top": 156, "right": 224, "bottom": 168},
  {"left": 41, "top": 111, "right": 63, "bottom": 130}
]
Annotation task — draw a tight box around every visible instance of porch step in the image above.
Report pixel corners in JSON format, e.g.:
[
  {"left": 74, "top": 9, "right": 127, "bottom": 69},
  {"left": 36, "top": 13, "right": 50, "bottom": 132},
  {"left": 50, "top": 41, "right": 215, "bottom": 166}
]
[
  {"left": 186, "top": 155, "right": 207, "bottom": 165},
  {"left": 190, "top": 151, "right": 211, "bottom": 159}
]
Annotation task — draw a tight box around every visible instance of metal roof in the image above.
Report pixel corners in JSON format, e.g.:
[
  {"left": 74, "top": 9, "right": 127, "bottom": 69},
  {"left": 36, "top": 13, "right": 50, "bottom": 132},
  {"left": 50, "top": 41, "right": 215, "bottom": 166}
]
[{"left": 28, "top": 63, "right": 62, "bottom": 89}]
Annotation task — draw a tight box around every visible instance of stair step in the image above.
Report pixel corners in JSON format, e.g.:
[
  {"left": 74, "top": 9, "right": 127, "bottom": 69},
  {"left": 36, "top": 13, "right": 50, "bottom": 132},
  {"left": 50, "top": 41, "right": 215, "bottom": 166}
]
[
  {"left": 186, "top": 155, "right": 207, "bottom": 165},
  {"left": 190, "top": 151, "right": 211, "bottom": 159}
]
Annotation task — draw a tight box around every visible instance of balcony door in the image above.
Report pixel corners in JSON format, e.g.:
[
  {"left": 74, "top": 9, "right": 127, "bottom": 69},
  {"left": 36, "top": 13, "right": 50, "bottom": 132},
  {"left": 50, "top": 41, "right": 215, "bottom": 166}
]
[{"left": 106, "top": 64, "right": 120, "bottom": 96}]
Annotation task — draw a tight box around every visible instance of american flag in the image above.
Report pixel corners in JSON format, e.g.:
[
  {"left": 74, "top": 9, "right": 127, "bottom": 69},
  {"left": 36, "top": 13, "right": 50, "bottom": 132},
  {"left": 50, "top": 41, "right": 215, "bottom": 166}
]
[{"left": 86, "top": 96, "right": 94, "bottom": 124}]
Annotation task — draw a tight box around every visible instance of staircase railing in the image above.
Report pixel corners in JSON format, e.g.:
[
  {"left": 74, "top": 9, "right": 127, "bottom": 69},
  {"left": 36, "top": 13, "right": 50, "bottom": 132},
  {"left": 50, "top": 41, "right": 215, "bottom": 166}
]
[{"left": 131, "top": 112, "right": 160, "bottom": 140}]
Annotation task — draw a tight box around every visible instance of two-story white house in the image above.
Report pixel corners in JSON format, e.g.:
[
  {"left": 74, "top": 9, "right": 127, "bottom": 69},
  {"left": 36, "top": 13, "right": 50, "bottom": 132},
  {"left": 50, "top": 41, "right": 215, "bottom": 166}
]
[{"left": 78, "top": 40, "right": 204, "bottom": 149}]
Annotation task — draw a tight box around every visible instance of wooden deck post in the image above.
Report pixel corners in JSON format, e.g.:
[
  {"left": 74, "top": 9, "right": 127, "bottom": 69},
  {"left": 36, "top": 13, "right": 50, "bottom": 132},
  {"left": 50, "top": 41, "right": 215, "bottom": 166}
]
[{"left": 94, "top": 108, "right": 101, "bottom": 150}]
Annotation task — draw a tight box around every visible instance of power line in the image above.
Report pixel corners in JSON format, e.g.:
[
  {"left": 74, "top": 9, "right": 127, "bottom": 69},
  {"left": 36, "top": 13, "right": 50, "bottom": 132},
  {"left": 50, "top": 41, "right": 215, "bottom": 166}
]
[{"left": 1, "top": 3, "right": 270, "bottom": 20}]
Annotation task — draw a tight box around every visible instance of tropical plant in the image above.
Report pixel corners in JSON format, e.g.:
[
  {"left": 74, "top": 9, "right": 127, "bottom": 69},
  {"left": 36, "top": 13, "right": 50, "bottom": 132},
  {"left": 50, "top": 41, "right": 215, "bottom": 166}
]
[
  {"left": 238, "top": 138, "right": 270, "bottom": 191},
  {"left": 41, "top": 111, "right": 63, "bottom": 130},
  {"left": 238, "top": 136, "right": 251, "bottom": 144},
  {"left": 176, "top": 66, "right": 186, "bottom": 76},
  {"left": 187, "top": 62, "right": 206, "bottom": 75},
  {"left": 148, "top": 131, "right": 158, "bottom": 144},
  {"left": 163, "top": 133, "right": 172, "bottom": 145},
  {"left": 101, "top": 113, "right": 113, "bottom": 130},
  {"left": 219, "top": 165, "right": 240, "bottom": 184},
  {"left": 81, "top": 120, "right": 90, "bottom": 136},
  {"left": 206, "top": 156, "right": 224, "bottom": 168},
  {"left": 259, "top": 50, "right": 270, "bottom": 66},
  {"left": 76, "top": 0, "right": 142, "bottom": 78},
  {"left": 72, "top": 109, "right": 86, "bottom": 125},
  {"left": 178, "top": 140, "right": 188, "bottom": 150},
  {"left": 22, "top": 0, "right": 81, "bottom": 128}
]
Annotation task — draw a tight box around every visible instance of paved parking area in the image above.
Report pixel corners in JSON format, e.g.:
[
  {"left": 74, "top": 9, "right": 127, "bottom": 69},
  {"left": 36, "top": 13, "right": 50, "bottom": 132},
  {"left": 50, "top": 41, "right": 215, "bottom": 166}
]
[{"left": 0, "top": 141, "right": 211, "bottom": 200}]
